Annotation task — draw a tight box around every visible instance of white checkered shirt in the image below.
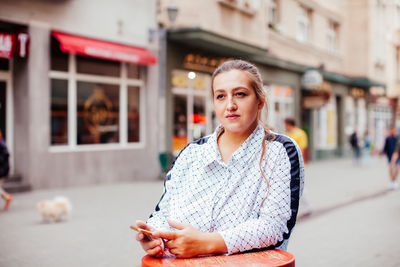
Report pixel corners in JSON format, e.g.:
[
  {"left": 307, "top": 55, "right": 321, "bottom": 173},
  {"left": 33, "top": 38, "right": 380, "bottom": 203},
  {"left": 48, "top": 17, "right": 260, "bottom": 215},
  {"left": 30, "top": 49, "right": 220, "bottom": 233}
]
[{"left": 147, "top": 124, "right": 304, "bottom": 254}]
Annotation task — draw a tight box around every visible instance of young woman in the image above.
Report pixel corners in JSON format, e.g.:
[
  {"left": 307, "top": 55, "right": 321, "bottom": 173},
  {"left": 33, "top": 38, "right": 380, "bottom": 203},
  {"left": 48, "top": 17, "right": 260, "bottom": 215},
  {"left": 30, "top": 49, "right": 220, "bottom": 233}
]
[{"left": 136, "top": 60, "right": 304, "bottom": 258}]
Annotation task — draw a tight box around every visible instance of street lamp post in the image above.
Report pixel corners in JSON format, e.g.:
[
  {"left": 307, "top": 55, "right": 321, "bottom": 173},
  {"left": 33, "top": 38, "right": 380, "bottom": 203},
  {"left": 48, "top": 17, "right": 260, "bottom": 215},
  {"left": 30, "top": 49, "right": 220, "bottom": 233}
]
[
  {"left": 158, "top": 2, "right": 179, "bottom": 177},
  {"left": 167, "top": 2, "right": 179, "bottom": 26}
]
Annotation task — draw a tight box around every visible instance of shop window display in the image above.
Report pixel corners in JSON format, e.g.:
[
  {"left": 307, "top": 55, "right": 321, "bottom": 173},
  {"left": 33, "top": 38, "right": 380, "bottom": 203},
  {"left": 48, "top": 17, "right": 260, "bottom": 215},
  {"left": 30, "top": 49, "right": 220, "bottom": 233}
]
[
  {"left": 313, "top": 96, "right": 337, "bottom": 149},
  {"left": 264, "top": 84, "right": 294, "bottom": 133},
  {"left": 171, "top": 70, "right": 212, "bottom": 156},
  {"left": 49, "top": 38, "right": 144, "bottom": 148},
  {"left": 77, "top": 82, "right": 119, "bottom": 144},
  {"left": 173, "top": 94, "right": 188, "bottom": 155},
  {"left": 128, "top": 86, "right": 140, "bottom": 142}
]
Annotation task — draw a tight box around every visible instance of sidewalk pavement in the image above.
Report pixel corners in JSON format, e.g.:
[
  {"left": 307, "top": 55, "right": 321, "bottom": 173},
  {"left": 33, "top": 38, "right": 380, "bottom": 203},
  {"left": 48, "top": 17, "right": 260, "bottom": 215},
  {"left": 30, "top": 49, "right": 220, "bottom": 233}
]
[
  {"left": 290, "top": 156, "right": 400, "bottom": 267},
  {"left": 0, "top": 156, "right": 398, "bottom": 267}
]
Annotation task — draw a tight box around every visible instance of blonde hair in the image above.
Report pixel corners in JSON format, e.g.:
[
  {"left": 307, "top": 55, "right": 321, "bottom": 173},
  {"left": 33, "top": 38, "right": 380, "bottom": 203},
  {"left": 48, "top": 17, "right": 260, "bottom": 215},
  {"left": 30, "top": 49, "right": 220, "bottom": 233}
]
[{"left": 211, "top": 59, "right": 275, "bottom": 207}]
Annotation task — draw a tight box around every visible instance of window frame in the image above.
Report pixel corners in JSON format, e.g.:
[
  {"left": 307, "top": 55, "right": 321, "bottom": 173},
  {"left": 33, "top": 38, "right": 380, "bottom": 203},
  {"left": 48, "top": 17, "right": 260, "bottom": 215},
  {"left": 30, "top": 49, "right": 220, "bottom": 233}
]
[
  {"left": 327, "top": 20, "right": 339, "bottom": 54},
  {"left": 268, "top": 0, "right": 279, "bottom": 26},
  {"left": 297, "top": 5, "right": 312, "bottom": 43},
  {"left": 49, "top": 53, "right": 146, "bottom": 152}
]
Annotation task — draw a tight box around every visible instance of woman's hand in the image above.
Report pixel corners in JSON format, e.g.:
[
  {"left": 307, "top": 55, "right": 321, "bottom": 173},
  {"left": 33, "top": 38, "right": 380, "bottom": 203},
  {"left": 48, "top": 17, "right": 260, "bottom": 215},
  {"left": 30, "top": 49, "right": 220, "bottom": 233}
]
[
  {"left": 136, "top": 220, "right": 165, "bottom": 258},
  {"left": 153, "top": 220, "right": 227, "bottom": 258}
]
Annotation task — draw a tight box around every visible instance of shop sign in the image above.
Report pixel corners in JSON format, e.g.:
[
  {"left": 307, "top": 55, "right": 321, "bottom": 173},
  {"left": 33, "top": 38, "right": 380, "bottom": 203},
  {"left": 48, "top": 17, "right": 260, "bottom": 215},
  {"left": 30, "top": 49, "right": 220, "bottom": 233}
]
[
  {"left": 350, "top": 87, "right": 365, "bottom": 98},
  {"left": 0, "top": 33, "right": 15, "bottom": 58},
  {"left": 0, "top": 32, "right": 29, "bottom": 59},
  {"left": 369, "top": 86, "right": 385, "bottom": 96},
  {"left": 17, "top": 33, "right": 29, "bottom": 58},
  {"left": 183, "top": 53, "right": 232, "bottom": 73},
  {"left": 302, "top": 96, "right": 325, "bottom": 109},
  {"left": 376, "top": 97, "right": 390, "bottom": 106},
  {"left": 301, "top": 69, "right": 323, "bottom": 90}
]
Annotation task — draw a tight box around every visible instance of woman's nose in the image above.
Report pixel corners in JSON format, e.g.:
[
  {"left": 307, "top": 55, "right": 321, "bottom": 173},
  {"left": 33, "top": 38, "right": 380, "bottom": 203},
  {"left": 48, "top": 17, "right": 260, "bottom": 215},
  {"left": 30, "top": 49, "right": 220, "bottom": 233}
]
[{"left": 227, "top": 96, "right": 237, "bottom": 111}]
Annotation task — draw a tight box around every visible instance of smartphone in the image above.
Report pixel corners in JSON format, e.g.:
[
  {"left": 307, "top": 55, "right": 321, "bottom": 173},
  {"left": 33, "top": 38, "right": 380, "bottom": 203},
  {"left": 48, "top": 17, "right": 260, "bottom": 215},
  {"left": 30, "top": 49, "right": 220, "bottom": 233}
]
[{"left": 130, "top": 225, "right": 154, "bottom": 236}]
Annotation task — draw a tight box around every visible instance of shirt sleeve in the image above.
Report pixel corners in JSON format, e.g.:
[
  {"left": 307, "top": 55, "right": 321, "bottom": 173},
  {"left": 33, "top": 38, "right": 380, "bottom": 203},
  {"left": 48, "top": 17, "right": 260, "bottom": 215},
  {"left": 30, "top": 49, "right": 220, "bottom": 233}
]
[
  {"left": 219, "top": 140, "right": 304, "bottom": 254},
  {"left": 146, "top": 145, "right": 192, "bottom": 231},
  {"left": 146, "top": 172, "right": 173, "bottom": 231}
]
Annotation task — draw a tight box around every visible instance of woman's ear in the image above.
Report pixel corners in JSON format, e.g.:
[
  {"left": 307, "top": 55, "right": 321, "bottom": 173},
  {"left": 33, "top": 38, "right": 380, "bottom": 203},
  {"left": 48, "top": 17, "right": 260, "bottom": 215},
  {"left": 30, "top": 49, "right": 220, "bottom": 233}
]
[{"left": 258, "top": 96, "right": 266, "bottom": 110}]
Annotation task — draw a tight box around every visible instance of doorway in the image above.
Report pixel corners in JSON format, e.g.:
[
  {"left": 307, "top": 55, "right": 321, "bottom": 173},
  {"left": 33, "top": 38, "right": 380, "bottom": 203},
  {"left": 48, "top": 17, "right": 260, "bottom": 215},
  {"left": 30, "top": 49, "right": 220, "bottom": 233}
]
[
  {"left": 0, "top": 62, "right": 14, "bottom": 175},
  {"left": 0, "top": 81, "right": 5, "bottom": 140},
  {"left": 171, "top": 70, "right": 214, "bottom": 156}
]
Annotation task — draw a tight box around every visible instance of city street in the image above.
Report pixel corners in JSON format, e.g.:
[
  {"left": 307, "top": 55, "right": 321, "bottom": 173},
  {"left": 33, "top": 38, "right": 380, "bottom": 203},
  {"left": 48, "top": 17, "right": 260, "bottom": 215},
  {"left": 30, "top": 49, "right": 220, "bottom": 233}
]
[{"left": 0, "top": 156, "right": 399, "bottom": 267}]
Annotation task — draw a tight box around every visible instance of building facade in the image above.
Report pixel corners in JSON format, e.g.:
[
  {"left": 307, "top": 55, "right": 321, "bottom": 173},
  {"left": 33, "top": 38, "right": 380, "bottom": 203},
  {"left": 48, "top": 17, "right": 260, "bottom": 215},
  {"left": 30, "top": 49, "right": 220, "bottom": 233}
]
[
  {"left": 158, "top": 0, "right": 400, "bottom": 162},
  {"left": 0, "top": 0, "right": 160, "bottom": 189},
  {"left": 157, "top": 0, "right": 392, "bottom": 162}
]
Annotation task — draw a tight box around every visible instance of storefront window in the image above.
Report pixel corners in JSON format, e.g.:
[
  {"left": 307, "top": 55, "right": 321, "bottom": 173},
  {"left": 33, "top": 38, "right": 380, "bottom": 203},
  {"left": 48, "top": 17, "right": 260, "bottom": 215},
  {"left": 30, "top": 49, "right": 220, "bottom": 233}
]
[
  {"left": 49, "top": 37, "right": 145, "bottom": 149},
  {"left": 128, "top": 86, "right": 140, "bottom": 142},
  {"left": 193, "top": 96, "right": 206, "bottom": 140},
  {"left": 173, "top": 94, "right": 188, "bottom": 155},
  {"left": 171, "top": 69, "right": 212, "bottom": 156},
  {"left": 193, "top": 75, "right": 207, "bottom": 91},
  {"left": 265, "top": 85, "right": 294, "bottom": 133},
  {"left": 77, "top": 82, "right": 119, "bottom": 144},
  {"left": 127, "top": 64, "right": 141, "bottom": 79},
  {"left": 313, "top": 96, "right": 337, "bottom": 149},
  {"left": 51, "top": 79, "right": 68, "bottom": 145},
  {"left": 77, "top": 55, "right": 120, "bottom": 77}
]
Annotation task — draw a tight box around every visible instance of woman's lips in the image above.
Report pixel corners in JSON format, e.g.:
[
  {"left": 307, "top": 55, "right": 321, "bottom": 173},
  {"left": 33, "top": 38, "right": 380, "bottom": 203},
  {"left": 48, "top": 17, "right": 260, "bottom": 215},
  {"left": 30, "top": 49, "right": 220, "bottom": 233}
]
[{"left": 226, "top": 114, "right": 240, "bottom": 120}]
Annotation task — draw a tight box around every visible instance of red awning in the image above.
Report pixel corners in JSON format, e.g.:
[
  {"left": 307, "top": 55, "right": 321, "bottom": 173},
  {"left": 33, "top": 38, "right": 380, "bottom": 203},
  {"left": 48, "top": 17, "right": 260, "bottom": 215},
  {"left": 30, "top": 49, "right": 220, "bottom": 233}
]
[{"left": 52, "top": 31, "right": 156, "bottom": 65}]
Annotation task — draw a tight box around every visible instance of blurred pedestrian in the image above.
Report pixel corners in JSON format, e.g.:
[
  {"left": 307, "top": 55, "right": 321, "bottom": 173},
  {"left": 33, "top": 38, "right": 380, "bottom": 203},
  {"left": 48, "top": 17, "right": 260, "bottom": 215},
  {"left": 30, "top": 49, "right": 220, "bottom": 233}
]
[
  {"left": 284, "top": 117, "right": 312, "bottom": 216},
  {"left": 0, "top": 130, "right": 12, "bottom": 210},
  {"left": 283, "top": 118, "right": 308, "bottom": 158},
  {"left": 382, "top": 127, "right": 399, "bottom": 190},
  {"left": 135, "top": 60, "right": 304, "bottom": 258},
  {"left": 362, "top": 130, "right": 372, "bottom": 165},
  {"left": 349, "top": 130, "right": 361, "bottom": 165}
]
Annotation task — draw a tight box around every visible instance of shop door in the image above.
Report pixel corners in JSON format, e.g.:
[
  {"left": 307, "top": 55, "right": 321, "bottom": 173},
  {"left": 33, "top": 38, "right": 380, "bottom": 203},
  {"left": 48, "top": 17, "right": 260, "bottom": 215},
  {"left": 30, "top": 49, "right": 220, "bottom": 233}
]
[
  {"left": 171, "top": 70, "right": 212, "bottom": 156},
  {"left": 0, "top": 73, "right": 14, "bottom": 175},
  {"left": 0, "top": 81, "right": 5, "bottom": 140}
]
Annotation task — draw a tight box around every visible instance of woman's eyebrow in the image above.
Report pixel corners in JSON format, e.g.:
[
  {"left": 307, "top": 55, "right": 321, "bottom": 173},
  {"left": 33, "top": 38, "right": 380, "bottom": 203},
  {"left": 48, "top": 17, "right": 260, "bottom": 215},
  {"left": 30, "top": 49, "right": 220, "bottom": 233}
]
[
  {"left": 232, "top": 87, "right": 250, "bottom": 91},
  {"left": 214, "top": 89, "right": 226, "bottom": 94},
  {"left": 214, "top": 87, "right": 250, "bottom": 93}
]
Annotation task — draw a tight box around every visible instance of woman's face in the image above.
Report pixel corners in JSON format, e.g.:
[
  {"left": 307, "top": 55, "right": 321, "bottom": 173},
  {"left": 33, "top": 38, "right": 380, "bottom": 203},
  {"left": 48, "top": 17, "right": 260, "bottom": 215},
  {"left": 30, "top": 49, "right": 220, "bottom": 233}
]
[{"left": 212, "top": 69, "right": 264, "bottom": 135}]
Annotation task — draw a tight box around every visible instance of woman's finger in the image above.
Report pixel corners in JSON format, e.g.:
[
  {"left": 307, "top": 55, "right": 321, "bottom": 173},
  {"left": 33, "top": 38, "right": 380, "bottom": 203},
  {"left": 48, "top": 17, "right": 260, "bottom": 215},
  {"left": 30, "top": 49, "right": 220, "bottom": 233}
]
[
  {"left": 167, "top": 219, "right": 187, "bottom": 230},
  {"left": 136, "top": 220, "right": 153, "bottom": 231},
  {"left": 146, "top": 245, "right": 162, "bottom": 256},
  {"left": 164, "top": 239, "right": 175, "bottom": 249},
  {"left": 136, "top": 232, "right": 143, "bottom": 241},
  {"left": 168, "top": 248, "right": 181, "bottom": 257},
  {"left": 153, "top": 230, "right": 177, "bottom": 240},
  {"left": 154, "top": 250, "right": 165, "bottom": 258},
  {"left": 142, "top": 239, "right": 162, "bottom": 251}
]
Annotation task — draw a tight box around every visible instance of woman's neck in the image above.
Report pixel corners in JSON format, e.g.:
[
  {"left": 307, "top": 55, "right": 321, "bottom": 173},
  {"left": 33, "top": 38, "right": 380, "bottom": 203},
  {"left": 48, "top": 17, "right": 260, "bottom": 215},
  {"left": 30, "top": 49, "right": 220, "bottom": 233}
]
[
  {"left": 217, "top": 122, "right": 259, "bottom": 163},
  {"left": 223, "top": 121, "right": 258, "bottom": 144}
]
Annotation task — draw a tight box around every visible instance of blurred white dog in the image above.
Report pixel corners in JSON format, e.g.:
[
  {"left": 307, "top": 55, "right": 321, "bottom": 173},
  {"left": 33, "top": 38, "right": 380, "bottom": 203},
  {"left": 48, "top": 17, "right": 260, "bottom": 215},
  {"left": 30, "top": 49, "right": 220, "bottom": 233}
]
[{"left": 37, "top": 196, "right": 72, "bottom": 223}]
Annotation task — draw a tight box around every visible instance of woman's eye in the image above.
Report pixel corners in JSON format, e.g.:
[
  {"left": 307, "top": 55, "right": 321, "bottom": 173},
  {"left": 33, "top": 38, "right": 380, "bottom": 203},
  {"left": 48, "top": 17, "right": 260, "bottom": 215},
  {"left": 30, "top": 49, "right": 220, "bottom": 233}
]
[
  {"left": 216, "top": 94, "right": 225, "bottom": 99},
  {"left": 236, "top": 92, "right": 247, "bottom": 97}
]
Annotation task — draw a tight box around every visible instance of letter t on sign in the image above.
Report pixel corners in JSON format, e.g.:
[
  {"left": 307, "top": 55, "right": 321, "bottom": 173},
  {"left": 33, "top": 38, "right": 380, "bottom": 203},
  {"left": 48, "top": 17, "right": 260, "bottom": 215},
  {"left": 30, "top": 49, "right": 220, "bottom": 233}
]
[{"left": 17, "top": 33, "right": 29, "bottom": 58}]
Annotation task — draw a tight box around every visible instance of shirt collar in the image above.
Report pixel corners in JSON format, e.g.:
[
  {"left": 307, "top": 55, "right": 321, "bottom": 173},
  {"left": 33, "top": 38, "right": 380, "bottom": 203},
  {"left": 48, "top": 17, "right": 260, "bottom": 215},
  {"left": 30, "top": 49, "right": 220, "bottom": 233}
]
[
  {"left": 201, "top": 125, "right": 223, "bottom": 166},
  {"left": 201, "top": 124, "right": 265, "bottom": 167}
]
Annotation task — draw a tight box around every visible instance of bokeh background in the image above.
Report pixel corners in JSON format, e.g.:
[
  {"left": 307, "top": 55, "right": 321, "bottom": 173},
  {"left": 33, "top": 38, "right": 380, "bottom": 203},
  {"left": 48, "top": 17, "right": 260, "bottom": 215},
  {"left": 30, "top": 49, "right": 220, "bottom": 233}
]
[{"left": 0, "top": 1, "right": 399, "bottom": 266}]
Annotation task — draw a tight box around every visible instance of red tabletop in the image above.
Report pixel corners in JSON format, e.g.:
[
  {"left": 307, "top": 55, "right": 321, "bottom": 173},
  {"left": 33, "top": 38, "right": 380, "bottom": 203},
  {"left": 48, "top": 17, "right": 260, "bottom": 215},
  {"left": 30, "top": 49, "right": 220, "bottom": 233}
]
[{"left": 142, "top": 249, "right": 295, "bottom": 267}]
